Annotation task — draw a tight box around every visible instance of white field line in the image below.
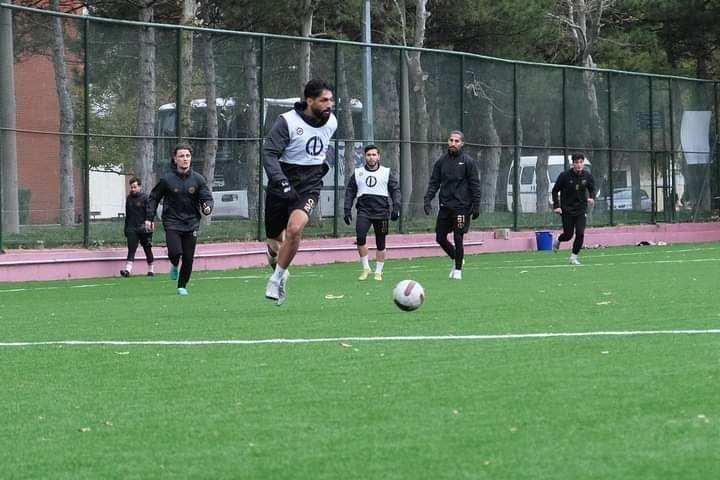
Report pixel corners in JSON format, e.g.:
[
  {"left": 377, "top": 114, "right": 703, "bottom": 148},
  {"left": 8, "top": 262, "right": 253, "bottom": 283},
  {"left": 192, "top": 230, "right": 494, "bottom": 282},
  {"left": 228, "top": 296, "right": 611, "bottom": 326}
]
[
  {"left": 2, "top": 329, "right": 720, "bottom": 348},
  {"left": 497, "top": 256, "right": 720, "bottom": 269}
]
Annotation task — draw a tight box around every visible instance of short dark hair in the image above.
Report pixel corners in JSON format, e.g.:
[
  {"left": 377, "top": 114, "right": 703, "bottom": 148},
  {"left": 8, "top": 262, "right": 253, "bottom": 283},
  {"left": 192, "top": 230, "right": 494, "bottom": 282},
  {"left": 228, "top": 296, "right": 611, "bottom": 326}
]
[
  {"left": 449, "top": 130, "right": 465, "bottom": 141},
  {"left": 173, "top": 143, "right": 193, "bottom": 156},
  {"left": 303, "top": 79, "right": 333, "bottom": 99},
  {"left": 364, "top": 144, "right": 379, "bottom": 154},
  {"left": 571, "top": 152, "right": 585, "bottom": 162},
  {"left": 128, "top": 175, "right": 141, "bottom": 186}
]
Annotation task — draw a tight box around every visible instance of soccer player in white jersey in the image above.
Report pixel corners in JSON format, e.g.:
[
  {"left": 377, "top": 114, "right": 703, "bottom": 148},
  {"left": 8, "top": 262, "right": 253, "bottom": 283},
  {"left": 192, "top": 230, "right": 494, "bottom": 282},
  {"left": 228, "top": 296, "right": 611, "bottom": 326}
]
[
  {"left": 262, "top": 79, "right": 338, "bottom": 305},
  {"left": 343, "top": 145, "right": 401, "bottom": 281}
]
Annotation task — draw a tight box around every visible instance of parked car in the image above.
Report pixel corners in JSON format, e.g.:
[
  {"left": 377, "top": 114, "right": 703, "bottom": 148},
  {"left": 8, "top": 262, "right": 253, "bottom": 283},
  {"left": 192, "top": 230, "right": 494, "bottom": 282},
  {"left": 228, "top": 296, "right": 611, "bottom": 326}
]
[{"left": 610, "top": 188, "right": 652, "bottom": 211}]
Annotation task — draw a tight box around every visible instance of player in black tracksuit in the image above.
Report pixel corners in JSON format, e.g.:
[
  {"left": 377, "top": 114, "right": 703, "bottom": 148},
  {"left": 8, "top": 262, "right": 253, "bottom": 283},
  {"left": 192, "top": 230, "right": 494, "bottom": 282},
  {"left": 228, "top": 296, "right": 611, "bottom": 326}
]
[
  {"left": 343, "top": 144, "right": 401, "bottom": 281},
  {"left": 120, "top": 176, "right": 154, "bottom": 277},
  {"left": 145, "top": 143, "right": 213, "bottom": 295},
  {"left": 551, "top": 152, "right": 596, "bottom": 265},
  {"left": 423, "top": 130, "right": 481, "bottom": 280}
]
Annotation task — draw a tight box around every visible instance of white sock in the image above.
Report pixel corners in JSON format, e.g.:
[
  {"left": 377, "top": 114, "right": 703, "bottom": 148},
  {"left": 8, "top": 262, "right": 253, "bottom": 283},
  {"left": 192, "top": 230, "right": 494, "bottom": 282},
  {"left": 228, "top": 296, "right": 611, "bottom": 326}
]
[
  {"left": 360, "top": 255, "right": 370, "bottom": 269},
  {"left": 125, "top": 261, "right": 133, "bottom": 272},
  {"left": 272, "top": 266, "right": 287, "bottom": 282},
  {"left": 147, "top": 263, "right": 154, "bottom": 273},
  {"left": 375, "top": 261, "right": 384, "bottom": 273},
  {"left": 570, "top": 253, "right": 578, "bottom": 260}
]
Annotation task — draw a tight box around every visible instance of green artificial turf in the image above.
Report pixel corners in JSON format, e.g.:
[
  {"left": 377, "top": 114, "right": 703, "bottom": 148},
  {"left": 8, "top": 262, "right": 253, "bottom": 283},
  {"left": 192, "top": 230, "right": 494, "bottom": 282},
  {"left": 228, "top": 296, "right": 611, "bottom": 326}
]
[{"left": 1, "top": 243, "right": 719, "bottom": 479}]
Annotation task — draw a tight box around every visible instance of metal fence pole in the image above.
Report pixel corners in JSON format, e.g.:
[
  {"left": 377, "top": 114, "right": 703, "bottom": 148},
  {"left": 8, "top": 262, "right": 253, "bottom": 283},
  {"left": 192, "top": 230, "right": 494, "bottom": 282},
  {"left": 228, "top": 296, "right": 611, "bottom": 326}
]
[
  {"left": 667, "top": 78, "right": 676, "bottom": 222},
  {"left": 333, "top": 42, "right": 340, "bottom": 237},
  {"left": 82, "top": 17, "right": 91, "bottom": 247},
  {"left": 256, "top": 36, "right": 265, "bottom": 242},
  {"left": 511, "top": 63, "right": 518, "bottom": 231},
  {"left": 607, "top": 71, "right": 614, "bottom": 226}
]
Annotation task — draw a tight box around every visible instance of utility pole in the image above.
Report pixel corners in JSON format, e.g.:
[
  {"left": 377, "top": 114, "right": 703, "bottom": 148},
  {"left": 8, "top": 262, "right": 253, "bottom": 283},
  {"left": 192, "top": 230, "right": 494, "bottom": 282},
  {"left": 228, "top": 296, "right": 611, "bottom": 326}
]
[{"left": 361, "top": 0, "right": 374, "bottom": 142}]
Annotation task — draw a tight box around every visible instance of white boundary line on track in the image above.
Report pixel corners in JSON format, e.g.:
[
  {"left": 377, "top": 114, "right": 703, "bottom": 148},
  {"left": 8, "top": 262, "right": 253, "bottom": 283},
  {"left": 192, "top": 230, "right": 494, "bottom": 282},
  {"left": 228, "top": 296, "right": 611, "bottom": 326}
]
[{"left": 2, "top": 329, "right": 720, "bottom": 347}]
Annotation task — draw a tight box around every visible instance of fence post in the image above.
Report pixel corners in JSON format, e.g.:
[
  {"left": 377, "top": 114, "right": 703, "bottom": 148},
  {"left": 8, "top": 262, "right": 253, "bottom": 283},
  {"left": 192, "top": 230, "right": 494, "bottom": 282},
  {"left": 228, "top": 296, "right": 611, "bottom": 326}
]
[{"left": 82, "top": 16, "right": 91, "bottom": 247}]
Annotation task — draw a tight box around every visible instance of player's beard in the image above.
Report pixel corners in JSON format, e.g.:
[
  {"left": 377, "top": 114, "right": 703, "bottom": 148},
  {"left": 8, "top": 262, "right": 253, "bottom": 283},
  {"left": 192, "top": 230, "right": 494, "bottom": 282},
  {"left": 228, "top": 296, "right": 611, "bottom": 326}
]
[
  {"left": 311, "top": 104, "right": 332, "bottom": 120},
  {"left": 448, "top": 145, "right": 459, "bottom": 155}
]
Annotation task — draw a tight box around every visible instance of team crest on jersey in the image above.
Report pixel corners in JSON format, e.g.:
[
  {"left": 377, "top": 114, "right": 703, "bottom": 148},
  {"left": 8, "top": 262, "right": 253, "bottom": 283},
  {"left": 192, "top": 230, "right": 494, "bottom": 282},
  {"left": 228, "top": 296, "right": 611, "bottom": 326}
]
[
  {"left": 296, "top": 127, "right": 304, "bottom": 135},
  {"left": 305, "top": 136, "right": 325, "bottom": 156},
  {"left": 188, "top": 187, "right": 196, "bottom": 194}
]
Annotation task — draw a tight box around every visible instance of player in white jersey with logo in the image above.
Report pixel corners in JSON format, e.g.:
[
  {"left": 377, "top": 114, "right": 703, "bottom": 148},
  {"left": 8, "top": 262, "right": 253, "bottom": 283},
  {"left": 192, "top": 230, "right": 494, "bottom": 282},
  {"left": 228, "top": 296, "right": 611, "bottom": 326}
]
[
  {"left": 263, "top": 79, "right": 338, "bottom": 305},
  {"left": 343, "top": 145, "right": 401, "bottom": 281}
]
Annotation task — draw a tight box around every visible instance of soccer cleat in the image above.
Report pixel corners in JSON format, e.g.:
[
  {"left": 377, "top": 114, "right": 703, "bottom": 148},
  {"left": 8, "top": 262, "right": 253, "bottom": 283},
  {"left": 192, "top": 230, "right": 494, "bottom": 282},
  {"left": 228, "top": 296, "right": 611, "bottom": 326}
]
[
  {"left": 146, "top": 272, "right": 155, "bottom": 277},
  {"left": 169, "top": 265, "right": 179, "bottom": 280},
  {"left": 553, "top": 238, "right": 560, "bottom": 252},
  {"left": 177, "top": 287, "right": 188, "bottom": 296},
  {"left": 451, "top": 269, "right": 463, "bottom": 280},
  {"left": 266, "top": 271, "right": 289, "bottom": 305},
  {"left": 358, "top": 268, "right": 372, "bottom": 280},
  {"left": 374, "top": 272, "right": 383, "bottom": 281},
  {"left": 265, "top": 277, "right": 280, "bottom": 301},
  {"left": 569, "top": 256, "right": 581, "bottom": 266},
  {"left": 120, "top": 270, "right": 130, "bottom": 278},
  {"left": 276, "top": 270, "right": 289, "bottom": 306}
]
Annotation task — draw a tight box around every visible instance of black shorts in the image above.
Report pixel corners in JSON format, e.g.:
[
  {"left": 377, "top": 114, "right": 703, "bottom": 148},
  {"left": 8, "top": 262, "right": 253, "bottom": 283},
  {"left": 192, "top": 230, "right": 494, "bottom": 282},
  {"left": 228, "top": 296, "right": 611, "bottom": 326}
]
[
  {"left": 264, "top": 163, "right": 326, "bottom": 239},
  {"left": 436, "top": 207, "right": 471, "bottom": 235},
  {"left": 355, "top": 216, "right": 388, "bottom": 244}
]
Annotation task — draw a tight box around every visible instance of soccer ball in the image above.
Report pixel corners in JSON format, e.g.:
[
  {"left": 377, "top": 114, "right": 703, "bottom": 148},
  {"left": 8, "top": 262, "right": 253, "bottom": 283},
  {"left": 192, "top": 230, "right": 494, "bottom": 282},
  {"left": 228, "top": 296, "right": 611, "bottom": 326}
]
[{"left": 393, "top": 279, "right": 425, "bottom": 311}]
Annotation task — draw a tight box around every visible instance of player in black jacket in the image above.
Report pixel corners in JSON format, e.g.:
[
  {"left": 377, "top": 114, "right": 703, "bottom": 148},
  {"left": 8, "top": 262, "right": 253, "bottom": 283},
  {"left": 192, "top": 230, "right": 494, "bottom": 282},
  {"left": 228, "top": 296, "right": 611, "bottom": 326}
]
[
  {"left": 423, "top": 131, "right": 481, "bottom": 280},
  {"left": 120, "top": 176, "right": 154, "bottom": 277},
  {"left": 343, "top": 145, "right": 401, "bottom": 281},
  {"left": 551, "top": 152, "right": 596, "bottom": 265},
  {"left": 145, "top": 144, "right": 213, "bottom": 295}
]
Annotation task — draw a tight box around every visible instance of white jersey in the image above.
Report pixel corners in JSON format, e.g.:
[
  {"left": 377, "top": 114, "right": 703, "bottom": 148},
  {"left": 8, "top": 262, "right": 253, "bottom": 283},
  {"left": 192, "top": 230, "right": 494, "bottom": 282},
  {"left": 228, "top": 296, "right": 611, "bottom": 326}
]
[
  {"left": 354, "top": 166, "right": 390, "bottom": 198},
  {"left": 279, "top": 110, "right": 338, "bottom": 166}
]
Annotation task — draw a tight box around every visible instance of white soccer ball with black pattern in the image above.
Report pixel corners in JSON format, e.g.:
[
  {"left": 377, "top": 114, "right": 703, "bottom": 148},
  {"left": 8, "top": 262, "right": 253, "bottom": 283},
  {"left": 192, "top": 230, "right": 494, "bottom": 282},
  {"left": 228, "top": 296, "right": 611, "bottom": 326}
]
[{"left": 393, "top": 279, "right": 425, "bottom": 311}]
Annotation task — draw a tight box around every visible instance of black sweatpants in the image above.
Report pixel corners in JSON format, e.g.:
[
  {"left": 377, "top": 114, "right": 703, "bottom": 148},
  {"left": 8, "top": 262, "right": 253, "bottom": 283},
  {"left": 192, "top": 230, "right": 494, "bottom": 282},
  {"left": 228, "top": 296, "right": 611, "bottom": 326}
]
[
  {"left": 435, "top": 207, "right": 470, "bottom": 270},
  {"left": 558, "top": 212, "right": 587, "bottom": 255},
  {"left": 165, "top": 229, "right": 198, "bottom": 288},
  {"left": 125, "top": 230, "right": 154, "bottom": 264}
]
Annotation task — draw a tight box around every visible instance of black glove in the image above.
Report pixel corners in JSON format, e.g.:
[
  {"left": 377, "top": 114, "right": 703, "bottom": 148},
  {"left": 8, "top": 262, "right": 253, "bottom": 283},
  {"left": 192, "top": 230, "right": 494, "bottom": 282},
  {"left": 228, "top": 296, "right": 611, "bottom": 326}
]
[
  {"left": 276, "top": 178, "right": 299, "bottom": 202},
  {"left": 343, "top": 212, "right": 352, "bottom": 225},
  {"left": 391, "top": 210, "right": 399, "bottom": 221},
  {"left": 471, "top": 208, "right": 479, "bottom": 220},
  {"left": 424, "top": 203, "right": 432, "bottom": 215}
]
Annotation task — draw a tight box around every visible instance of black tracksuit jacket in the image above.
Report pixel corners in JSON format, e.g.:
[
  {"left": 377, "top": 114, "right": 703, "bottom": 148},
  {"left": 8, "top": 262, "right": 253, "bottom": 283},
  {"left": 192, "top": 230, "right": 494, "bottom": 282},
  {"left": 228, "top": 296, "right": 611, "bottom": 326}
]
[
  {"left": 146, "top": 168, "right": 214, "bottom": 232},
  {"left": 551, "top": 168, "right": 596, "bottom": 216},
  {"left": 424, "top": 149, "right": 481, "bottom": 213}
]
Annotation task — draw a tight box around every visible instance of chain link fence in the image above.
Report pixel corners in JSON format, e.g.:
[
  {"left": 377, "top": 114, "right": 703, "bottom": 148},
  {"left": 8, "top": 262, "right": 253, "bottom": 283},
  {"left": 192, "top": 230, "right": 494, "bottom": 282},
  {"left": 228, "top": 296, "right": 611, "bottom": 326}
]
[{"left": 1, "top": 4, "right": 718, "bottom": 249}]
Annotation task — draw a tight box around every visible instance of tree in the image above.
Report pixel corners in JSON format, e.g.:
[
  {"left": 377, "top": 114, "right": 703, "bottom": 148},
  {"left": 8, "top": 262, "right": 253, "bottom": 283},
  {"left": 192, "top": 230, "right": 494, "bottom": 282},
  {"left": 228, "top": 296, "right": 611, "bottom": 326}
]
[
  {"left": 50, "top": 0, "right": 76, "bottom": 225},
  {"left": 198, "top": 2, "right": 219, "bottom": 225},
  {"left": 551, "top": 0, "right": 610, "bottom": 169},
  {"left": 394, "top": 0, "right": 431, "bottom": 215},
  {"left": 1, "top": 5, "right": 19, "bottom": 233},
  {"left": 134, "top": 0, "right": 158, "bottom": 191}
]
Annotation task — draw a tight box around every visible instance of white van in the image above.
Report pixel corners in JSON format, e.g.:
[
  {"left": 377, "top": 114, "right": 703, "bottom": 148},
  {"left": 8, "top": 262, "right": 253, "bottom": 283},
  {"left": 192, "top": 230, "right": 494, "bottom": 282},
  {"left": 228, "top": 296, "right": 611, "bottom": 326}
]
[{"left": 507, "top": 155, "right": 591, "bottom": 213}]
